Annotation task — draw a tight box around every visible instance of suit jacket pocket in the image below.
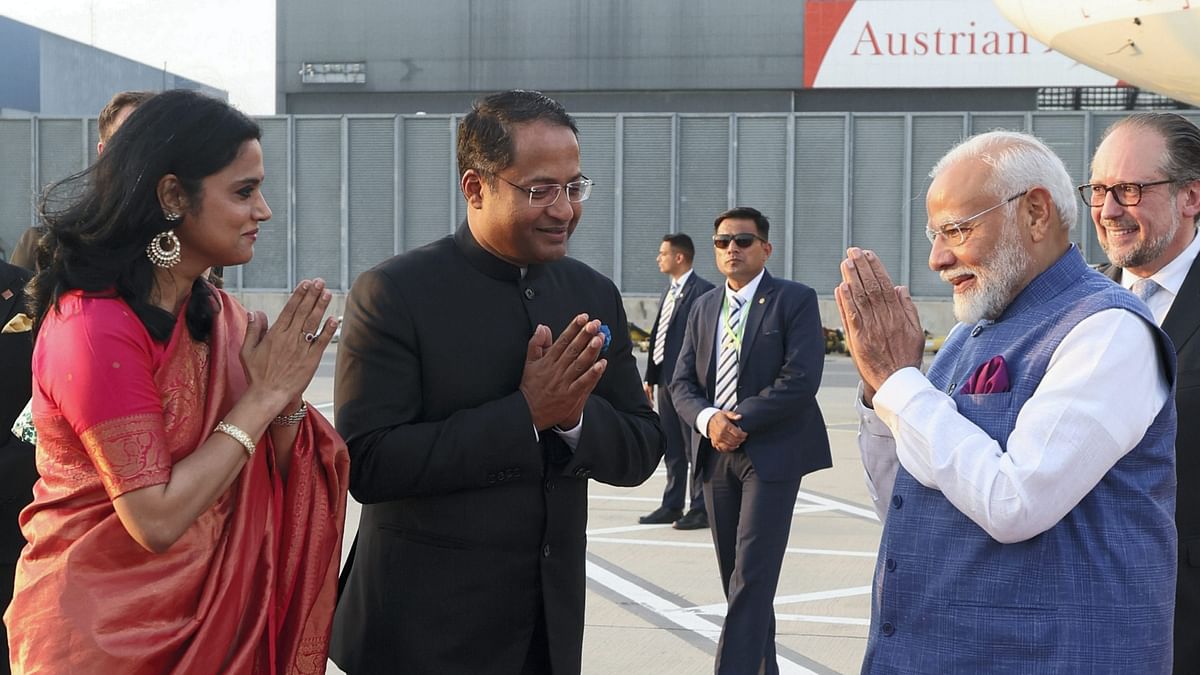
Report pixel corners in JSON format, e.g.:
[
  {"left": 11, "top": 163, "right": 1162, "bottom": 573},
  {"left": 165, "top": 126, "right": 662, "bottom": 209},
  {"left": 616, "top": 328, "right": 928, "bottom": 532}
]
[{"left": 377, "top": 524, "right": 473, "bottom": 550}]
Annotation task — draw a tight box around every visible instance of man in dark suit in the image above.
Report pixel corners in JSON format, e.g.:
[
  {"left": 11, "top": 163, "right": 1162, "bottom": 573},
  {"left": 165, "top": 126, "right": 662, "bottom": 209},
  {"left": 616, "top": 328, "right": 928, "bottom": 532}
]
[
  {"left": 640, "top": 233, "right": 714, "bottom": 530},
  {"left": 670, "top": 207, "right": 831, "bottom": 675},
  {"left": 330, "top": 90, "right": 663, "bottom": 675},
  {"left": 0, "top": 260, "right": 37, "bottom": 674},
  {"left": 1087, "top": 112, "right": 1200, "bottom": 674}
]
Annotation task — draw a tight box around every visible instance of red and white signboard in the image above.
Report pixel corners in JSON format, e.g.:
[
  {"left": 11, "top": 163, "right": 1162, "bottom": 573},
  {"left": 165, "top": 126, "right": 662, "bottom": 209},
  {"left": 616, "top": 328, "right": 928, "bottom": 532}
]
[{"left": 804, "top": 0, "right": 1118, "bottom": 88}]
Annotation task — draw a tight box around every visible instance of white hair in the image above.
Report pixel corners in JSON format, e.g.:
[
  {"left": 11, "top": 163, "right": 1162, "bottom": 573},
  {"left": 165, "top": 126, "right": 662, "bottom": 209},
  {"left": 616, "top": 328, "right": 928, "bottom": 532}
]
[{"left": 930, "top": 130, "right": 1078, "bottom": 231}]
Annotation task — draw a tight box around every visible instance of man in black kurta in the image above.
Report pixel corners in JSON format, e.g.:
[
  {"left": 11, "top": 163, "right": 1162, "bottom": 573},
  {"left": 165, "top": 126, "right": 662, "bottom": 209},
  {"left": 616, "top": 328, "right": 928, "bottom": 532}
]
[{"left": 330, "top": 91, "right": 663, "bottom": 674}]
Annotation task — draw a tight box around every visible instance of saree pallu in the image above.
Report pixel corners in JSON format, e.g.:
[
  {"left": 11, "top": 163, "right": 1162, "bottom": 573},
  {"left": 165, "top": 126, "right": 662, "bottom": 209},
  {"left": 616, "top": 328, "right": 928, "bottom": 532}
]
[{"left": 4, "top": 290, "right": 349, "bottom": 674}]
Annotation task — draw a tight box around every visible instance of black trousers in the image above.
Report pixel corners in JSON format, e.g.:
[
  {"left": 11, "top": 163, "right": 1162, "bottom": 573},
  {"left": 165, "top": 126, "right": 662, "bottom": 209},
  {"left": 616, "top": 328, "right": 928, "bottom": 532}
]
[
  {"left": 704, "top": 450, "right": 800, "bottom": 675},
  {"left": 657, "top": 385, "right": 705, "bottom": 512}
]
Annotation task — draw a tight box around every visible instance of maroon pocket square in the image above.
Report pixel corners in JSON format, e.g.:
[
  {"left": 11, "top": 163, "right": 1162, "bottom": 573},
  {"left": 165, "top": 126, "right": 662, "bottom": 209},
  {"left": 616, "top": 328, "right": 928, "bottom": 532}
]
[{"left": 959, "top": 355, "right": 1010, "bottom": 395}]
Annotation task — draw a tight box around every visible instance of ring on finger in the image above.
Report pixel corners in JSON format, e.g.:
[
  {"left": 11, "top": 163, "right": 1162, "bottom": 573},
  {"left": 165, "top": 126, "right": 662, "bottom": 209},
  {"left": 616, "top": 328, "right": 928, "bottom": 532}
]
[{"left": 303, "top": 330, "right": 317, "bottom": 343}]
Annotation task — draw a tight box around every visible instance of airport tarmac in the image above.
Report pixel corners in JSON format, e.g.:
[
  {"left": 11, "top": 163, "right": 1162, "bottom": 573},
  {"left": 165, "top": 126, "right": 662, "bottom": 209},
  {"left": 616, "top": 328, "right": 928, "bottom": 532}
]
[{"left": 311, "top": 347, "right": 880, "bottom": 675}]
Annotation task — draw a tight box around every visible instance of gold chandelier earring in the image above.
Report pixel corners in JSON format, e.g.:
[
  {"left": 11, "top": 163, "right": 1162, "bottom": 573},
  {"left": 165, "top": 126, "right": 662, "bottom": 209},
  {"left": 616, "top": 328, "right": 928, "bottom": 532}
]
[{"left": 147, "top": 212, "right": 183, "bottom": 268}]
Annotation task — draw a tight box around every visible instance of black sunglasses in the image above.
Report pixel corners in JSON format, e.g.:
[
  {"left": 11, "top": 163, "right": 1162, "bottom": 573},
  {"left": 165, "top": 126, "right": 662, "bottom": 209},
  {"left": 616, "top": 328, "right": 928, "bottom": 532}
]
[{"left": 713, "top": 233, "right": 766, "bottom": 249}]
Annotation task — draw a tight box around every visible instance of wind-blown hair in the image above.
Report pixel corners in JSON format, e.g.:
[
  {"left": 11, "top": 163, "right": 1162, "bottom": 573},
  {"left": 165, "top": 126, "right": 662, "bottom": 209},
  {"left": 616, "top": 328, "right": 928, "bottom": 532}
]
[
  {"left": 931, "top": 130, "right": 1078, "bottom": 231},
  {"left": 29, "top": 89, "right": 261, "bottom": 343}
]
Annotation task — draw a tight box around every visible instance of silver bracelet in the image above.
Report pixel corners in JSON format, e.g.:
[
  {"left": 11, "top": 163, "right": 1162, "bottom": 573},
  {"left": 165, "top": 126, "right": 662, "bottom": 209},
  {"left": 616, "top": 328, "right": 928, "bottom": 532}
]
[
  {"left": 271, "top": 401, "right": 309, "bottom": 427},
  {"left": 215, "top": 421, "right": 256, "bottom": 457}
]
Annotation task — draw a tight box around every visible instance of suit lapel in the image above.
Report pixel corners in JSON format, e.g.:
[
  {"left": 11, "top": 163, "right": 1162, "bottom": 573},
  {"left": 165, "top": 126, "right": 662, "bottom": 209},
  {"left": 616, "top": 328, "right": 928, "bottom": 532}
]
[
  {"left": 739, "top": 272, "right": 774, "bottom": 363},
  {"left": 1163, "top": 256, "right": 1200, "bottom": 352},
  {"left": 697, "top": 291, "right": 720, "bottom": 396},
  {"left": 1097, "top": 263, "right": 1121, "bottom": 283},
  {"left": 668, "top": 274, "right": 697, "bottom": 334}
]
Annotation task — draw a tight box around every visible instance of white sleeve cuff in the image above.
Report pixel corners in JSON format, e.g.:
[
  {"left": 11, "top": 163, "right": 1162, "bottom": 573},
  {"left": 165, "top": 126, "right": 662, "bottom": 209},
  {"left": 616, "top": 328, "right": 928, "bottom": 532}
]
[{"left": 695, "top": 407, "right": 720, "bottom": 438}]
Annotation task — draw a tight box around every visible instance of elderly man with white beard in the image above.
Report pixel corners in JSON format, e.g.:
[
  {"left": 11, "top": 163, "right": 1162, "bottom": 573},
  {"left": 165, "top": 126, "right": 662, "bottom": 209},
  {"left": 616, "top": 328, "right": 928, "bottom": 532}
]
[{"left": 836, "top": 130, "right": 1178, "bottom": 674}]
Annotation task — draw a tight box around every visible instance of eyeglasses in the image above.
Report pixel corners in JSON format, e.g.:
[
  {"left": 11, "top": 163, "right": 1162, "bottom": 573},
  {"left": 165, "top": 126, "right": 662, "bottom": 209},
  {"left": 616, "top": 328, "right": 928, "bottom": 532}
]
[
  {"left": 924, "top": 191, "right": 1027, "bottom": 247},
  {"left": 712, "top": 233, "right": 767, "bottom": 249},
  {"left": 490, "top": 173, "right": 593, "bottom": 207},
  {"left": 1076, "top": 180, "right": 1174, "bottom": 207}
]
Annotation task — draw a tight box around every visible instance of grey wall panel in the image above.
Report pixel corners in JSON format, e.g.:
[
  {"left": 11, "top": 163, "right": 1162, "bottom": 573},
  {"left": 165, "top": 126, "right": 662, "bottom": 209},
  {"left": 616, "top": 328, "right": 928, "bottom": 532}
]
[
  {"left": 87, "top": 119, "right": 99, "bottom": 166},
  {"left": 402, "top": 117, "right": 453, "bottom": 249},
  {"left": 970, "top": 114, "right": 1027, "bottom": 135},
  {"left": 851, "top": 116, "right": 906, "bottom": 278},
  {"left": 573, "top": 117, "right": 616, "bottom": 280},
  {"left": 909, "top": 116, "right": 966, "bottom": 297},
  {"left": 1031, "top": 114, "right": 1090, "bottom": 256},
  {"left": 793, "top": 116, "right": 846, "bottom": 293},
  {"left": 0, "top": 120, "right": 33, "bottom": 258},
  {"left": 242, "top": 118, "right": 290, "bottom": 289},
  {"left": 621, "top": 116, "right": 673, "bottom": 293},
  {"left": 735, "top": 116, "right": 787, "bottom": 279},
  {"left": 278, "top": 0, "right": 803, "bottom": 95},
  {"left": 348, "top": 118, "right": 396, "bottom": 282},
  {"left": 294, "top": 118, "right": 342, "bottom": 285},
  {"left": 678, "top": 116, "right": 730, "bottom": 288},
  {"left": 37, "top": 119, "right": 86, "bottom": 194}
]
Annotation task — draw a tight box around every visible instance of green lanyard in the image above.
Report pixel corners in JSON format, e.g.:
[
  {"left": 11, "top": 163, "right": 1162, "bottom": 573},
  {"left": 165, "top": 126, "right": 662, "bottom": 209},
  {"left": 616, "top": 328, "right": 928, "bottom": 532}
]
[{"left": 720, "top": 293, "right": 748, "bottom": 353}]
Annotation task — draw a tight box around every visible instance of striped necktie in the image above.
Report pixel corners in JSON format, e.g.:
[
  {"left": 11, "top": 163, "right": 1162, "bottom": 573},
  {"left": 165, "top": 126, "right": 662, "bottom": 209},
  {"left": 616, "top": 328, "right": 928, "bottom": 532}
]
[
  {"left": 713, "top": 293, "right": 747, "bottom": 411},
  {"left": 1131, "top": 277, "right": 1161, "bottom": 303},
  {"left": 652, "top": 281, "right": 681, "bottom": 366}
]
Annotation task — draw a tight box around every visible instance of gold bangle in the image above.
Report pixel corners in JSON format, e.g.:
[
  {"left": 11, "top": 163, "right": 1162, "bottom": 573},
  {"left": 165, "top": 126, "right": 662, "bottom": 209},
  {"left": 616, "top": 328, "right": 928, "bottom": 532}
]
[
  {"left": 271, "top": 401, "right": 309, "bottom": 427},
  {"left": 215, "top": 421, "right": 256, "bottom": 457}
]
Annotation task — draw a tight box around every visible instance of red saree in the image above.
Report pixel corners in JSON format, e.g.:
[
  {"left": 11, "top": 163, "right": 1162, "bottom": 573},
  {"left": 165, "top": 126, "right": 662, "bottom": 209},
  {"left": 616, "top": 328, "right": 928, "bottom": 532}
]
[{"left": 4, "top": 289, "right": 349, "bottom": 674}]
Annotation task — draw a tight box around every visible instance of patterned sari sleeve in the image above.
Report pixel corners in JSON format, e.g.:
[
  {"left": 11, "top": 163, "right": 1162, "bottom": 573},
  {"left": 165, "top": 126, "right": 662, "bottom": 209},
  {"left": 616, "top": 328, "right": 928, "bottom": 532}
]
[{"left": 37, "top": 297, "right": 172, "bottom": 499}]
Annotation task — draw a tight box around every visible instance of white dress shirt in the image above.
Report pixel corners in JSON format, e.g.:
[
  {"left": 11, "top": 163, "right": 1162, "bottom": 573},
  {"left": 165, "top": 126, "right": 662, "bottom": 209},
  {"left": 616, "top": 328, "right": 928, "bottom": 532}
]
[
  {"left": 857, "top": 307, "right": 1168, "bottom": 544},
  {"left": 672, "top": 268, "right": 694, "bottom": 288},
  {"left": 696, "top": 269, "right": 766, "bottom": 438},
  {"left": 1119, "top": 226, "right": 1200, "bottom": 325}
]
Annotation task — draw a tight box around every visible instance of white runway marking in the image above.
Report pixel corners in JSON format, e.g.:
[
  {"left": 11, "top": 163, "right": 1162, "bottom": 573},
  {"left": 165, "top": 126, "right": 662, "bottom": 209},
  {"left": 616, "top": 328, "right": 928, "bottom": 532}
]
[
  {"left": 585, "top": 561, "right": 820, "bottom": 675},
  {"left": 588, "top": 537, "right": 876, "bottom": 558}
]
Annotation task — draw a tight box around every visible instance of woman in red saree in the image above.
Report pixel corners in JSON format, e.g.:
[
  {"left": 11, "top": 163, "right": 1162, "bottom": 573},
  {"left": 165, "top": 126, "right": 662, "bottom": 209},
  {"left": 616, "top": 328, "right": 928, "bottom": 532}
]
[{"left": 4, "top": 90, "right": 349, "bottom": 674}]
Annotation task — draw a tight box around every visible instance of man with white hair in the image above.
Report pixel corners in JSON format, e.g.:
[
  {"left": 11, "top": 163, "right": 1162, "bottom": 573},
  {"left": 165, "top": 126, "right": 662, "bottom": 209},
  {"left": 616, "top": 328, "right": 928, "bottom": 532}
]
[{"left": 836, "top": 130, "right": 1177, "bottom": 672}]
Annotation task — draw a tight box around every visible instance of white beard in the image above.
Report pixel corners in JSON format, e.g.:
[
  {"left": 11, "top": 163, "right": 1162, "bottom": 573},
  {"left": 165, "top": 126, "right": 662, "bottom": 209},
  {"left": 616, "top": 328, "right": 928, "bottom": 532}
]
[{"left": 943, "top": 227, "right": 1032, "bottom": 324}]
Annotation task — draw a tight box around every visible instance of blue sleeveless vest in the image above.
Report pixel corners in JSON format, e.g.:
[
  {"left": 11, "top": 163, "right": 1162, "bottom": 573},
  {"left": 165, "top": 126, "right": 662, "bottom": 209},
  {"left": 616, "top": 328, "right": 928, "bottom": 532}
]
[{"left": 863, "top": 247, "right": 1177, "bottom": 674}]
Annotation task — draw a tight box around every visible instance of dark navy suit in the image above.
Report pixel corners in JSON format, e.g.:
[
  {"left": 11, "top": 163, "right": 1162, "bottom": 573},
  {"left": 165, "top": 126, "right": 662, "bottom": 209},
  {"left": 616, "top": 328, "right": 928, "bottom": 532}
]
[
  {"left": 1101, "top": 259, "right": 1200, "bottom": 674},
  {"left": 644, "top": 271, "right": 714, "bottom": 513},
  {"left": 670, "top": 270, "right": 831, "bottom": 674},
  {"left": 0, "top": 261, "right": 35, "bottom": 675}
]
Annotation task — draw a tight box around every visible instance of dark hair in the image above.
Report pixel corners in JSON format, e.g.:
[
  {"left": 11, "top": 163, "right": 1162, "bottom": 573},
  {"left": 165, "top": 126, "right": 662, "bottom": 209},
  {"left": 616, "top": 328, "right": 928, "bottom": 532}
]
[
  {"left": 662, "top": 233, "right": 696, "bottom": 263},
  {"left": 1104, "top": 112, "right": 1200, "bottom": 225},
  {"left": 456, "top": 90, "right": 578, "bottom": 184},
  {"left": 30, "top": 89, "right": 261, "bottom": 343},
  {"left": 97, "top": 90, "right": 155, "bottom": 143},
  {"left": 713, "top": 206, "right": 770, "bottom": 239}
]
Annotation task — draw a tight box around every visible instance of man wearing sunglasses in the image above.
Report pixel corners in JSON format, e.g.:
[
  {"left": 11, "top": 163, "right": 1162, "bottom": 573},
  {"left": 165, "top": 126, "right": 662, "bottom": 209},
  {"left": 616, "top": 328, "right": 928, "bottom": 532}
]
[
  {"left": 840, "top": 130, "right": 1176, "bottom": 673},
  {"left": 1088, "top": 112, "right": 1200, "bottom": 675},
  {"left": 331, "top": 90, "right": 662, "bottom": 675},
  {"left": 670, "top": 207, "right": 830, "bottom": 675}
]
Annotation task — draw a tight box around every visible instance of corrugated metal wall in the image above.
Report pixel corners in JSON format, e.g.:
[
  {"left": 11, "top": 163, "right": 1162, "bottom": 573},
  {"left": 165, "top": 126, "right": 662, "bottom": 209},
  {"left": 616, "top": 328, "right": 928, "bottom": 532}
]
[{"left": 5, "top": 111, "right": 1193, "bottom": 295}]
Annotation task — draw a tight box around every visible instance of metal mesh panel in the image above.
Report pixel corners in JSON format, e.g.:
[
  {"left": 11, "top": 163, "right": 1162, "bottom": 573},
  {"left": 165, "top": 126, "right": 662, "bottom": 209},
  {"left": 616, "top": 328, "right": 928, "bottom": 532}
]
[
  {"left": 403, "top": 117, "right": 454, "bottom": 249},
  {"left": 793, "top": 116, "right": 846, "bottom": 294},
  {"left": 37, "top": 119, "right": 86, "bottom": 202},
  {"left": 573, "top": 117, "right": 616, "bottom": 280},
  {"left": 294, "top": 118, "right": 342, "bottom": 285},
  {"left": 621, "top": 117, "right": 673, "bottom": 293},
  {"left": 242, "top": 118, "right": 290, "bottom": 289},
  {"left": 735, "top": 116, "right": 787, "bottom": 280},
  {"left": 850, "top": 116, "right": 905, "bottom": 277},
  {"left": 349, "top": 118, "right": 397, "bottom": 283},
  {"left": 909, "top": 116, "right": 965, "bottom": 297},
  {"left": 678, "top": 116, "right": 730, "bottom": 288},
  {"left": 1031, "top": 114, "right": 1090, "bottom": 256},
  {"left": 970, "top": 114, "right": 1026, "bottom": 135},
  {"left": 87, "top": 120, "right": 99, "bottom": 166},
  {"left": 0, "top": 120, "right": 33, "bottom": 257}
]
